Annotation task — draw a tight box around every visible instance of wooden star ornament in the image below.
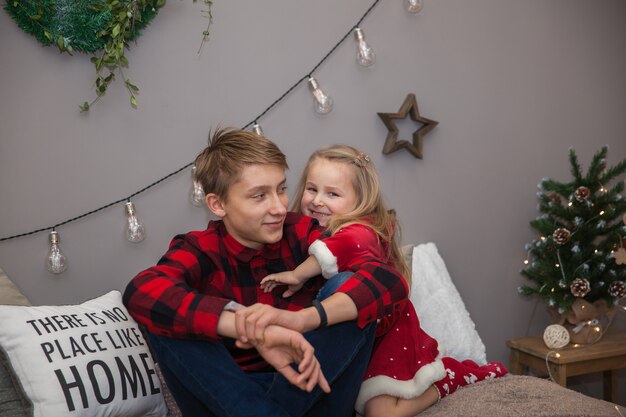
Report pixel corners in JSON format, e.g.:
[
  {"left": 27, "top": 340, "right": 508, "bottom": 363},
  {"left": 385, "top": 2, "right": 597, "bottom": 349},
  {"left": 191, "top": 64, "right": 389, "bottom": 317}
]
[{"left": 378, "top": 93, "right": 438, "bottom": 159}]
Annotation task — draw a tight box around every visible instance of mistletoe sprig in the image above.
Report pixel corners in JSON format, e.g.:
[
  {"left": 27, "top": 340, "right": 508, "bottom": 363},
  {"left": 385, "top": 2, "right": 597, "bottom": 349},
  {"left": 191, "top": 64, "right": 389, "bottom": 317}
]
[
  {"left": 79, "top": 0, "right": 162, "bottom": 111},
  {"left": 82, "top": 0, "right": 213, "bottom": 111},
  {"left": 4, "top": 0, "right": 214, "bottom": 112}
]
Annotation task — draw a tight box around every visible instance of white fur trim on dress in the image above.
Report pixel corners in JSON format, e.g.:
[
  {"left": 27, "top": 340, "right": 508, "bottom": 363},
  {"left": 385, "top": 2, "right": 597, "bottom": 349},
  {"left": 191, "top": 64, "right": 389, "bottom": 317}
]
[
  {"left": 354, "top": 359, "right": 446, "bottom": 416},
  {"left": 308, "top": 240, "right": 338, "bottom": 279}
]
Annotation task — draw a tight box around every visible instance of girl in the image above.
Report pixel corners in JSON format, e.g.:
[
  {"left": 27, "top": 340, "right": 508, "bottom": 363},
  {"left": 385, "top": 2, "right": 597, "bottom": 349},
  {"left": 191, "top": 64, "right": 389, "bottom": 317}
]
[{"left": 261, "top": 145, "right": 507, "bottom": 417}]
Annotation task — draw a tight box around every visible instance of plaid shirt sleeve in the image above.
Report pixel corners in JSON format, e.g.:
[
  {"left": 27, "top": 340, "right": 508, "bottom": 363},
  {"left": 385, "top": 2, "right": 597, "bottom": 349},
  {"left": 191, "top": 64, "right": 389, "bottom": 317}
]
[
  {"left": 339, "top": 260, "right": 409, "bottom": 329},
  {"left": 123, "top": 229, "right": 231, "bottom": 341},
  {"left": 320, "top": 224, "right": 409, "bottom": 329}
]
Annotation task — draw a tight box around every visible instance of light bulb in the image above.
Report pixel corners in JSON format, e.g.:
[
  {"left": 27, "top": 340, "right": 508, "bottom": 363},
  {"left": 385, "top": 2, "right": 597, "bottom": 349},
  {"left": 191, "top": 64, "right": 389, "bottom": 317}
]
[
  {"left": 190, "top": 166, "right": 206, "bottom": 207},
  {"left": 125, "top": 201, "right": 146, "bottom": 243},
  {"left": 307, "top": 77, "right": 333, "bottom": 114},
  {"left": 47, "top": 230, "right": 68, "bottom": 274},
  {"left": 354, "top": 28, "right": 375, "bottom": 67},
  {"left": 252, "top": 123, "right": 264, "bottom": 136},
  {"left": 404, "top": 0, "right": 423, "bottom": 14}
]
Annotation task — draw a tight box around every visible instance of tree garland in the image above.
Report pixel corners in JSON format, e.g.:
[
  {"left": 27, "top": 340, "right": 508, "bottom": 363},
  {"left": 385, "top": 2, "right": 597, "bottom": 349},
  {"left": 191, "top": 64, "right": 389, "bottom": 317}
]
[{"left": 4, "top": 0, "right": 213, "bottom": 111}]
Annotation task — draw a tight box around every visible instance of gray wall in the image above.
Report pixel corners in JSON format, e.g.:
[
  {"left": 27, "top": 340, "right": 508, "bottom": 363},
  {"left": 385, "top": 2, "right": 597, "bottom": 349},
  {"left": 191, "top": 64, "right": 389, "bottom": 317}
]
[{"left": 1, "top": 0, "right": 625, "bottom": 405}]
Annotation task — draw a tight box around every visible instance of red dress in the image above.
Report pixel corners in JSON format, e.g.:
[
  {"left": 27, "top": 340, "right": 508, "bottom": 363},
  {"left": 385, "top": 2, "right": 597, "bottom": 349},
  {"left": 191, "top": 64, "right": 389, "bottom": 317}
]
[{"left": 309, "top": 224, "right": 507, "bottom": 415}]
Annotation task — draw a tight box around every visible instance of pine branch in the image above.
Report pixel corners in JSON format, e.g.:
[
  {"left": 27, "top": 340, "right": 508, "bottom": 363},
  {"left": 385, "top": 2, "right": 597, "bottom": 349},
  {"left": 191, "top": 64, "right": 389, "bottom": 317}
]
[
  {"left": 568, "top": 147, "right": 583, "bottom": 182},
  {"left": 585, "top": 145, "right": 609, "bottom": 183},
  {"left": 599, "top": 157, "right": 626, "bottom": 185}
]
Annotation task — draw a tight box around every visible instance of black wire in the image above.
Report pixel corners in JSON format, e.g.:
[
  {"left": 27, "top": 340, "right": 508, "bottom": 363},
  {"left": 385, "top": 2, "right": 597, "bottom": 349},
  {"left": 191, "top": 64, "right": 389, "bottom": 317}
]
[
  {"left": 244, "top": 0, "right": 381, "bottom": 129},
  {"left": 0, "top": 0, "right": 381, "bottom": 243}
]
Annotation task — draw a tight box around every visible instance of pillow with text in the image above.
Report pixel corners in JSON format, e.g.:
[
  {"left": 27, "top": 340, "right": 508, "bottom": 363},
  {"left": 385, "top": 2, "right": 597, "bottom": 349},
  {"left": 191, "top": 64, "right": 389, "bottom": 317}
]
[{"left": 0, "top": 290, "right": 167, "bottom": 417}]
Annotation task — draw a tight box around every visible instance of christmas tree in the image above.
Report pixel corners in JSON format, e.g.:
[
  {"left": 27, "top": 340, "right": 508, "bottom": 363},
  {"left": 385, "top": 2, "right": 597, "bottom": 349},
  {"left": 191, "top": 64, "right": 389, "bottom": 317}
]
[{"left": 519, "top": 146, "right": 626, "bottom": 314}]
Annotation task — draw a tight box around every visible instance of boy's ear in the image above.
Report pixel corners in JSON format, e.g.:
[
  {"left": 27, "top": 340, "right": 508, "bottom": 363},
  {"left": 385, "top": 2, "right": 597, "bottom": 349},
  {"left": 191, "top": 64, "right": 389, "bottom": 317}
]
[{"left": 205, "top": 193, "right": 226, "bottom": 218}]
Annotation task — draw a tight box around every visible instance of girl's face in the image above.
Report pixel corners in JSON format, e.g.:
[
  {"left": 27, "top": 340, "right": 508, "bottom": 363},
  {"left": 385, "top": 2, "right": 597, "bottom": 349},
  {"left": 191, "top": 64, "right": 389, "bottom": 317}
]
[{"left": 300, "top": 158, "right": 357, "bottom": 227}]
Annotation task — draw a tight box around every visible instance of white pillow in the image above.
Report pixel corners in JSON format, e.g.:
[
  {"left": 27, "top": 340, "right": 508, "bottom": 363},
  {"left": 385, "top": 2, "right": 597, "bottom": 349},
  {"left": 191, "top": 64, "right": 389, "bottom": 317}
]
[
  {"left": 409, "top": 243, "right": 487, "bottom": 364},
  {"left": 0, "top": 290, "right": 167, "bottom": 417}
]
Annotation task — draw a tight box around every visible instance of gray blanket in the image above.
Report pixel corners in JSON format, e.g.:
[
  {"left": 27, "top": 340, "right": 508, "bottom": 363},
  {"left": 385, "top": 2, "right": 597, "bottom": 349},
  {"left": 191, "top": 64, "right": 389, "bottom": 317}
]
[{"left": 419, "top": 375, "right": 625, "bottom": 417}]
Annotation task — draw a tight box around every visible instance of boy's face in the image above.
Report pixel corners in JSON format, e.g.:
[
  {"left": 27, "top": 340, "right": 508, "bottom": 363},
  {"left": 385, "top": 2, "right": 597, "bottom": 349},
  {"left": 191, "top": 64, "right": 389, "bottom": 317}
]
[
  {"left": 209, "top": 164, "right": 288, "bottom": 250},
  {"left": 300, "top": 158, "right": 357, "bottom": 227}
]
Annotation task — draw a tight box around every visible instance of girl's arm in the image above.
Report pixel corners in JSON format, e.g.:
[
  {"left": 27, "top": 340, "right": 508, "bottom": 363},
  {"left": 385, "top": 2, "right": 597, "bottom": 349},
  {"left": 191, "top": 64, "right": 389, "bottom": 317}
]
[{"left": 260, "top": 255, "right": 322, "bottom": 297}]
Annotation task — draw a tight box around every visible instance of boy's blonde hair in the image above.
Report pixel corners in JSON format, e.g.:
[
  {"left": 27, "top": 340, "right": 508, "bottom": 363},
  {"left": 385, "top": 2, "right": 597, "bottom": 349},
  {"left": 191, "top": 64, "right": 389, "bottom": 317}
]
[
  {"left": 194, "top": 127, "right": 288, "bottom": 201},
  {"left": 291, "top": 145, "right": 410, "bottom": 283}
]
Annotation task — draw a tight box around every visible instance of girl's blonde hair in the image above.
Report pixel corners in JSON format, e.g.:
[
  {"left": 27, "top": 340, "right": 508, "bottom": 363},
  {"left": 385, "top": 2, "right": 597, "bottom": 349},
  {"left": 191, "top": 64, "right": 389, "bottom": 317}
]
[{"left": 291, "top": 145, "right": 410, "bottom": 283}]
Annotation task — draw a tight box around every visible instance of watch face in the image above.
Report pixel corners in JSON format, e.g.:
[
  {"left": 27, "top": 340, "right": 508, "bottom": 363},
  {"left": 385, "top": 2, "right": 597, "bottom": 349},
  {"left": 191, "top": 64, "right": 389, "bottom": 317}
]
[{"left": 224, "top": 301, "right": 244, "bottom": 312}]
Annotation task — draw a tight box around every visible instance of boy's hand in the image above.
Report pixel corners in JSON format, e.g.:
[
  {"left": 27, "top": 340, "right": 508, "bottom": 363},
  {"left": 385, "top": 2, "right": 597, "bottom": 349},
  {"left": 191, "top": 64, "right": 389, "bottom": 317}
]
[
  {"left": 235, "top": 303, "right": 305, "bottom": 345},
  {"left": 255, "top": 325, "right": 331, "bottom": 393},
  {"left": 260, "top": 271, "right": 306, "bottom": 297}
]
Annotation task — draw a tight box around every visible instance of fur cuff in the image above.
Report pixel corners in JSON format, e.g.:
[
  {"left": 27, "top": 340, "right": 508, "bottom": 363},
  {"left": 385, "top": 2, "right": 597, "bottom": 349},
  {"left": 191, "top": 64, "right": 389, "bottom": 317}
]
[
  {"left": 308, "top": 240, "right": 338, "bottom": 279},
  {"left": 354, "top": 359, "right": 446, "bottom": 415}
]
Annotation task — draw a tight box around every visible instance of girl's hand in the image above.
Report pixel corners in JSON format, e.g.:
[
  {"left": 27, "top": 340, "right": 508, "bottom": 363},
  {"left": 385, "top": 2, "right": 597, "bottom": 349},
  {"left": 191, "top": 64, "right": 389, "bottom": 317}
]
[
  {"left": 260, "top": 271, "right": 306, "bottom": 297},
  {"left": 255, "top": 325, "right": 331, "bottom": 393}
]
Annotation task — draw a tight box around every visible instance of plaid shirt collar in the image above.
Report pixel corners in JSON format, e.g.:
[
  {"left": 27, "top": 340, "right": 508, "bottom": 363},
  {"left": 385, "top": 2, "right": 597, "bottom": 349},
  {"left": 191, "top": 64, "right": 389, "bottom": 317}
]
[{"left": 218, "top": 222, "right": 284, "bottom": 262}]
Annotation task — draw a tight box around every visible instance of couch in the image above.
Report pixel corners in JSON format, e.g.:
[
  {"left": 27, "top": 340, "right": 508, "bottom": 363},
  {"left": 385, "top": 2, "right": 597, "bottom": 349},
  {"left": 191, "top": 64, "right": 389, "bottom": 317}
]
[{"left": 1, "top": 244, "right": 624, "bottom": 417}]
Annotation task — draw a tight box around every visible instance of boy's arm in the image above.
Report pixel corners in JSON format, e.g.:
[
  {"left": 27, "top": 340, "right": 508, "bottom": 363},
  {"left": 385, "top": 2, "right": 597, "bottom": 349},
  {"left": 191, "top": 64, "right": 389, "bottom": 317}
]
[
  {"left": 235, "top": 224, "right": 408, "bottom": 344},
  {"left": 123, "top": 233, "right": 232, "bottom": 340},
  {"left": 311, "top": 224, "right": 409, "bottom": 329},
  {"left": 218, "top": 310, "right": 330, "bottom": 393}
]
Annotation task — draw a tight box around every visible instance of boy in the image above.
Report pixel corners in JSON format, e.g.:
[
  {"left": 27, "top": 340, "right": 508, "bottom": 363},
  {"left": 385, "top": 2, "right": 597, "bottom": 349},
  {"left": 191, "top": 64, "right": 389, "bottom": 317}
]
[{"left": 123, "top": 128, "right": 408, "bottom": 417}]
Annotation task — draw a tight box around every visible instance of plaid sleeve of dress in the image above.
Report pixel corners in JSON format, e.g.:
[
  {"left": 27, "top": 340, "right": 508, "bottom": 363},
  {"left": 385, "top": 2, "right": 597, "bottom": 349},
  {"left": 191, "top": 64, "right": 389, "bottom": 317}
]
[
  {"left": 123, "top": 227, "right": 231, "bottom": 340},
  {"left": 319, "top": 224, "right": 409, "bottom": 329},
  {"left": 340, "top": 261, "right": 409, "bottom": 329}
]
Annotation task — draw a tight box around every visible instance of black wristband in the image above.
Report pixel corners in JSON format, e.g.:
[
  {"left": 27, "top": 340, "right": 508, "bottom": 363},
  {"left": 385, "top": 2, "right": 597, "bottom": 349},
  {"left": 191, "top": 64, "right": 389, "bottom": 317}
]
[{"left": 311, "top": 299, "right": 328, "bottom": 330}]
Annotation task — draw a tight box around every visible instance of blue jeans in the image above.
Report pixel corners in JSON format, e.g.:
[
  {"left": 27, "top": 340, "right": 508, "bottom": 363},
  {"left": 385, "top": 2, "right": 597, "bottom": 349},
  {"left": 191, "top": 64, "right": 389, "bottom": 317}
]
[
  {"left": 149, "top": 273, "right": 374, "bottom": 417},
  {"left": 316, "top": 271, "right": 352, "bottom": 301}
]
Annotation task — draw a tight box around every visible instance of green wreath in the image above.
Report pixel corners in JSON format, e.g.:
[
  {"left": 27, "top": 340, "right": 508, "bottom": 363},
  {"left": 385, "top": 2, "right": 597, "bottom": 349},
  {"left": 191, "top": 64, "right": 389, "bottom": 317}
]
[{"left": 5, "top": 0, "right": 212, "bottom": 111}]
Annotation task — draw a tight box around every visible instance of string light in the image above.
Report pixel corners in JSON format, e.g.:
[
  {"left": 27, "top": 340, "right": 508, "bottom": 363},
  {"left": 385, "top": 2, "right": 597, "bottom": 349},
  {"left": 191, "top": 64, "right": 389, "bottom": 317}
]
[
  {"left": 307, "top": 76, "right": 333, "bottom": 114},
  {"left": 354, "top": 27, "right": 376, "bottom": 67},
  {"left": 1, "top": 0, "right": 394, "bottom": 273},
  {"left": 124, "top": 201, "right": 146, "bottom": 243},
  {"left": 46, "top": 230, "right": 68, "bottom": 274},
  {"left": 404, "top": 0, "right": 424, "bottom": 14},
  {"left": 190, "top": 166, "right": 206, "bottom": 207},
  {"left": 252, "top": 122, "right": 264, "bottom": 136}
]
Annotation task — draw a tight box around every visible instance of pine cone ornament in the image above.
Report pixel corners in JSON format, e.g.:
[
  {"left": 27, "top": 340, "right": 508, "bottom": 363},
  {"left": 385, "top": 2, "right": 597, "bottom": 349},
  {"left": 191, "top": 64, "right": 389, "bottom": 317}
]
[
  {"left": 552, "top": 228, "right": 572, "bottom": 245},
  {"left": 574, "top": 186, "right": 590, "bottom": 202},
  {"left": 608, "top": 280, "right": 626, "bottom": 298},
  {"left": 570, "top": 278, "right": 591, "bottom": 297},
  {"left": 548, "top": 192, "right": 561, "bottom": 204}
]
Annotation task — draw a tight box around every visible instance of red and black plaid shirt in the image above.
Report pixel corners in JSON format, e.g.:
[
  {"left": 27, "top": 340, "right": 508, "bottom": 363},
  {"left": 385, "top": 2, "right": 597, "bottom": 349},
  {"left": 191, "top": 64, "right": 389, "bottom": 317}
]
[{"left": 123, "top": 212, "right": 408, "bottom": 371}]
